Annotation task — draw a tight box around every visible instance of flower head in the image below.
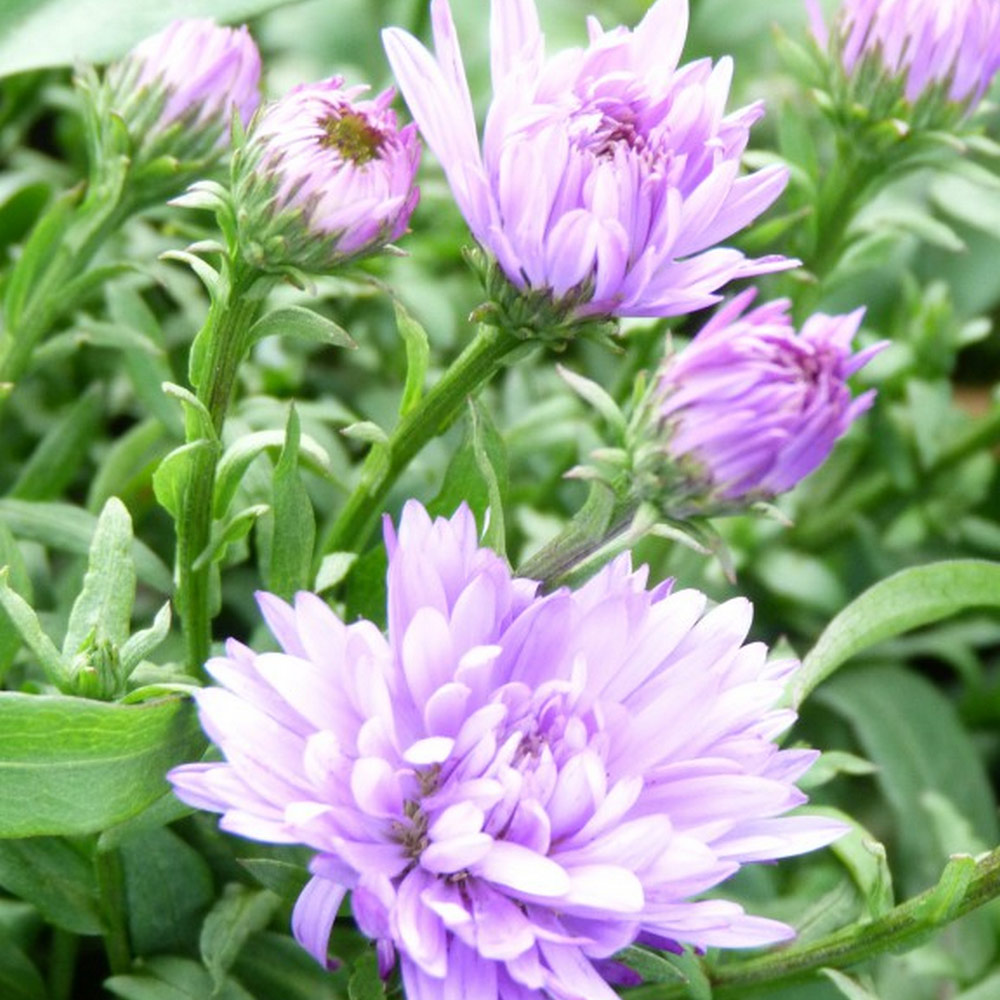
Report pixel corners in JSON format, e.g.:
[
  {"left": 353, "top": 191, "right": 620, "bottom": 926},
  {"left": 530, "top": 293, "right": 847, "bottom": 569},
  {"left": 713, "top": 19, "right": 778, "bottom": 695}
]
[
  {"left": 106, "top": 19, "right": 261, "bottom": 159},
  {"left": 809, "top": 0, "right": 1000, "bottom": 112},
  {"left": 383, "top": 0, "right": 793, "bottom": 326},
  {"left": 658, "top": 290, "right": 883, "bottom": 503},
  {"left": 233, "top": 77, "right": 421, "bottom": 273},
  {"left": 170, "top": 502, "right": 844, "bottom": 997}
]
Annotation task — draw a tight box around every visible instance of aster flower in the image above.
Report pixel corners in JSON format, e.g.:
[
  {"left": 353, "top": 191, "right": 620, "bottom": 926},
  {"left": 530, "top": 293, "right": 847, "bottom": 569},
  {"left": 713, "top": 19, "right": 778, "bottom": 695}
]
[
  {"left": 658, "top": 290, "right": 884, "bottom": 504},
  {"left": 104, "top": 18, "right": 261, "bottom": 162},
  {"left": 808, "top": 0, "right": 1000, "bottom": 113},
  {"left": 170, "top": 501, "right": 844, "bottom": 997},
  {"left": 232, "top": 77, "right": 421, "bottom": 273},
  {"left": 382, "top": 0, "right": 793, "bottom": 326}
]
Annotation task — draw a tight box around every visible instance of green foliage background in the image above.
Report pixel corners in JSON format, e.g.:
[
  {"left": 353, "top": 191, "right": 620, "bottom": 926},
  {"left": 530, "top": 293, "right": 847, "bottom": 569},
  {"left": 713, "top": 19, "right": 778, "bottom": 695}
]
[{"left": 1, "top": 0, "right": 1000, "bottom": 998}]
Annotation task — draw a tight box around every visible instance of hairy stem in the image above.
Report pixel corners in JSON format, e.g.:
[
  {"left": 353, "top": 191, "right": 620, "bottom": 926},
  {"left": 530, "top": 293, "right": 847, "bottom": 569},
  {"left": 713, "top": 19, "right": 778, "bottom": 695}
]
[{"left": 319, "top": 322, "right": 525, "bottom": 559}]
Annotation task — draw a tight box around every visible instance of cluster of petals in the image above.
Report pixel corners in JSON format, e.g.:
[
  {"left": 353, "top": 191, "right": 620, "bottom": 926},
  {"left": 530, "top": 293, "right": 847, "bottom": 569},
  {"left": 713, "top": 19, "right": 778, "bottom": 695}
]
[
  {"left": 808, "top": 0, "right": 1000, "bottom": 108},
  {"left": 383, "top": 0, "right": 793, "bottom": 320},
  {"left": 659, "top": 290, "right": 884, "bottom": 501},
  {"left": 170, "top": 501, "right": 845, "bottom": 1000},
  {"left": 124, "top": 18, "right": 261, "bottom": 137},
  {"left": 246, "top": 76, "right": 421, "bottom": 260}
]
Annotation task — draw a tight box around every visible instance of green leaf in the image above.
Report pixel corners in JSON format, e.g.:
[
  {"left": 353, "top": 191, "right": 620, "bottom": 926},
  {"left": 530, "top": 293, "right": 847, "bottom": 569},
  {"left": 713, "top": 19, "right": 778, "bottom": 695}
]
[
  {"left": 0, "top": 499, "right": 172, "bottom": 594},
  {"left": 195, "top": 504, "right": 269, "bottom": 571},
  {"left": 120, "top": 602, "right": 172, "bottom": 673},
  {"left": 248, "top": 305, "right": 356, "bottom": 350},
  {"left": 105, "top": 955, "right": 255, "bottom": 1000},
  {"left": 469, "top": 398, "right": 506, "bottom": 556},
  {"left": 200, "top": 885, "right": 279, "bottom": 990},
  {"left": 817, "top": 665, "right": 998, "bottom": 892},
  {"left": 161, "top": 382, "right": 217, "bottom": 444},
  {"left": 792, "top": 561, "right": 1000, "bottom": 706},
  {"left": 63, "top": 497, "right": 136, "bottom": 657},
  {"left": 153, "top": 440, "right": 214, "bottom": 522},
  {"left": 0, "top": 837, "right": 102, "bottom": 935},
  {"left": 233, "top": 931, "right": 344, "bottom": 1000},
  {"left": 213, "top": 430, "right": 332, "bottom": 519},
  {"left": 395, "top": 301, "right": 429, "bottom": 416},
  {"left": 0, "top": 693, "right": 202, "bottom": 838},
  {"left": 557, "top": 364, "right": 627, "bottom": 439},
  {"left": 87, "top": 418, "right": 170, "bottom": 513},
  {"left": 620, "top": 946, "right": 688, "bottom": 985},
  {"left": 0, "top": 521, "right": 31, "bottom": 678},
  {"left": 822, "top": 969, "right": 881, "bottom": 1000},
  {"left": 0, "top": 934, "right": 47, "bottom": 1000},
  {"left": 314, "top": 552, "right": 357, "bottom": 594},
  {"left": 0, "top": 567, "right": 69, "bottom": 688},
  {"left": 348, "top": 953, "right": 385, "bottom": 1000},
  {"left": 268, "top": 406, "right": 316, "bottom": 598},
  {"left": 237, "top": 858, "right": 310, "bottom": 902},
  {"left": 120, "top": 827, "right": 214, "bottom": 957},
  {"left": 9, "top": 385, "right": 103, "bottom": 500}
]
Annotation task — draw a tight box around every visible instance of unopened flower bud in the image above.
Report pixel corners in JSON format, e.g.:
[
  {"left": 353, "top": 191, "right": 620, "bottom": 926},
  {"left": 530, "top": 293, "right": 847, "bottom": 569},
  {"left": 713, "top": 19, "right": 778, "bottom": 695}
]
[
  {"left": 658, "top": 290, "right": 885, "bottom": 508},
  {"left": 232, "top": 76, "right": 421, "bottom": 274},
  {"left": 104, "top": 18, "right": 261, "bottom": 164}
]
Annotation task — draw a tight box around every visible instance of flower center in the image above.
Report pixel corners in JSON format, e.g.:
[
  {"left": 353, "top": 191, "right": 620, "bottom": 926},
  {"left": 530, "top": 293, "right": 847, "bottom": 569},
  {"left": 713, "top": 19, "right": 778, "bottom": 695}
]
[
  {"left": 318, "top": 110, "right": 385, "bottom": 164},
  {"left": 393, "top": 800, "right": 430, "bottom": 860}
]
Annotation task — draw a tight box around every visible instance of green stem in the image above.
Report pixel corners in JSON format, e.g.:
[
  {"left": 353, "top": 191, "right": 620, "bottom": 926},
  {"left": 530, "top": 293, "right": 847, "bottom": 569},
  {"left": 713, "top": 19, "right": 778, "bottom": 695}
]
[
  {"left": 47, "top": 928, "right": 78, "bottom": 1000},
  {"left": 319, "top": 322, "right": 526, "bottom": 558},
  {"left": 517, "top": 482, "right": 638, "bottom": 590},
  {"left": 175, "top": 261, "right": 265, "bottom": 673},
  {"left": 95, "top": 849, "right": 131, "bottom": 976},
  {"left": 630, "top": 847, "right": 1000, "bottom": 998}
]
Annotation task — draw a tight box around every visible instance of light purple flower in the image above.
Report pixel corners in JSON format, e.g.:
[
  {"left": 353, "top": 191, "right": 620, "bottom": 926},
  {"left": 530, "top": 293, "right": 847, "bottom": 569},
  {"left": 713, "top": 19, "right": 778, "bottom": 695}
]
[
  {"left": 170, "top": 502, "right": 844, "bottom": 998},
  {"left": 110, "top": 19, "right": 261, "bottom": 145},
  {"left": 234, "top": 77, "right": 421, "bottom": 270},
  {"left": 659, "top": 290, "right": 884, "bottom": 501},
  {"left": 383, "top": 0, "right": 793, "bottom": 321},
  {"left": 808, "top": 0, "right": 1000, "bottom": 109}
]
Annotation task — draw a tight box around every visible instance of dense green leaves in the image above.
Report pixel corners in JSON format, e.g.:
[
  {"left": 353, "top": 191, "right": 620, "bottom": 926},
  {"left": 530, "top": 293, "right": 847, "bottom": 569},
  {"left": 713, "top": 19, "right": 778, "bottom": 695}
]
[{"left": 0, "top": 694, "right": 202, "bottom": 837}]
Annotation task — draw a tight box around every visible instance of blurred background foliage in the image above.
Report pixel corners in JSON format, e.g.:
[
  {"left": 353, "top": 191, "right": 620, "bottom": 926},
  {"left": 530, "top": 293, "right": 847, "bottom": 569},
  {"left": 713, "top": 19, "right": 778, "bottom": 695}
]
[{"left": 1, "top": 0, "right": 1000, "bottom": 998}]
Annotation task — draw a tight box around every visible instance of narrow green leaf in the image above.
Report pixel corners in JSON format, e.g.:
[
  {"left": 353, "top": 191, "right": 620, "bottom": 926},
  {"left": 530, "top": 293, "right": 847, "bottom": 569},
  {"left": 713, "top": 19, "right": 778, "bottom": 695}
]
[
  {"left": 793, "top": 561, "right": 1000, "bottom": 706},
  {"left": 213, "top": 430, "right": 332, "bottom": 519},
  {"left": 0, "top": 935, "right": 47, "bottom": 1000},
  {"left": 153, "top": 440, "right": 214, "bottom": 522},
  {"left": 469, "top": 399, "right": 506, "bottom": 556},
  {"left": 121, "top": 827, "right": 214, "bottom": 957},
  {"left": 0, "top": 567, "right": 69, "bottom": 687},
  {"left": 0, "top": 693, "right": 202, "bottom": 837},
  {"left": 105, "top": 955, "right": 255, "bottom": 1000},
  {"left": 200, "top": 885, "right": 279, "bottom": 989},
  {"left": 248, "top": 305, "right": 356, "bottom": 349},
  {"left": 194, "top": 504, "right": 269, "bottom": 571},
  {"left": 557, "top": 364, "right": 627, "bottom": 438},
  {"left": 620, "top": 946, "right": 688, "bottom": 985},
  {"left": 268, "top": 406, "right": 316, "bottom": 598},
  {"left": 120, "top": 602, "right": 172, "bottom": 673},
  {"left": 341, "top": 421, "right": 389, "bottom": 446},
  {"left": 0, "top": 499, "right": 172, "bottom": 594},
  {"left": 0, "top": 522, "right": 31, "bottom": 678},
  {"left": 10, "top": 385, "right": 103, "bottom": 500},
  {"left": 314, "top": 552, "right": 357, "bottom": 594},
  {"left": 63, "top": 497, "right": 136, "bottom": 657},
  {"left": 237, "top": 858, "right": 310, "bottom": 902},
  {"left": 161, "top": 382, "right": 217, "bottom": 443},
  {"left": 0, "top": 837, "right": 102, "bottom": 935},
  {"left": 395, "top": 301, "right": 429, "bottom": 416},
  {"left": 159, "top": 250, "right": 221, "bottom": 299},
  {"left": 818, "top": 665, "right": 998, "bottom": 893},
  {"left": 822, "top": 969, "right": 881, "bottom": 1000}
]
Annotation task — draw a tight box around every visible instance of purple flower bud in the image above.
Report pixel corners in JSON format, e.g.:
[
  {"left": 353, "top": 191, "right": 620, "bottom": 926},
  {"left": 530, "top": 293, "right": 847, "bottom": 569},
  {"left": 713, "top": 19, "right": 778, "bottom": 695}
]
[
  {"left": 808, "top": 0, "right": 1000, "bottom": 110},
  {"left": 170, "top": 501, "right": 846, "bottom": 993},
  {"left": 108, "top": 19, "right": 261, "bottom": 155},
  {"left": 383, "top": 0, "right": 795, "bottom": 325},
  {"left": 659, "top": 290, "right": 885, "bottom": 502},
  {"left": 234, "top": 77, "right": 421, "bottom": 272}
]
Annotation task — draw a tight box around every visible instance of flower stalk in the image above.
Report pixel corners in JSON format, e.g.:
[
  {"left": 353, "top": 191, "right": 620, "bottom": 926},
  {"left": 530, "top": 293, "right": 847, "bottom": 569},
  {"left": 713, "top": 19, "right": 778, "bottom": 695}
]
[
  {"left": 319, "top": 320, "right": 526, "bottom": 557},
  {"left": 628, "top": 847, "right": 1000, "bottom": 998},
  {"left": 174, "top": 258, "right": 268, "bottom": 673}
]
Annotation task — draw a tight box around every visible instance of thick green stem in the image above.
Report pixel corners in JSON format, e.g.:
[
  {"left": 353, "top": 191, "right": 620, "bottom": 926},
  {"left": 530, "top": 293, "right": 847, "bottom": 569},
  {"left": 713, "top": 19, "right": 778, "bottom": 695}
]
[
  {"left": 630, "top": 847, "right": 1000, "bottom": 998},
  {"left": 175, "top": 263, "right": 264, "bottom": 673},
  {"left": 517, "top": 482, "right": 639, "bottom": 590},
  {"left": 95, "top": 849, "right": 131, "bottom": 976},
  {"left": 320, "top": 322, "right": 526, "bottom": 558}
]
